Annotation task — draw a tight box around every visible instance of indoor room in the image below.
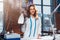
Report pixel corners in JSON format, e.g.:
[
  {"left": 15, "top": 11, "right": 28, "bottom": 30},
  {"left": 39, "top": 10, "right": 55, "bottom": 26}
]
[{"left": 0, "top": 0, "right": 60, "bottom": 40}]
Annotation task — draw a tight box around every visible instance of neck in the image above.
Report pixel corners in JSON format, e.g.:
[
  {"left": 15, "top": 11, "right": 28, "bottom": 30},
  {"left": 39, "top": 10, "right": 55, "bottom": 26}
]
[{"left": 30, "top": 14, "right": 35, "bottom": 18}]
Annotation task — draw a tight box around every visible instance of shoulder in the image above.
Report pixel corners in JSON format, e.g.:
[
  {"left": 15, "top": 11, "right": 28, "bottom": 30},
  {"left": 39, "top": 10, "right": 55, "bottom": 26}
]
[
  {"left": 37, "top": 17, "right": 41, "bottom": 21},
  {"left": 25, "top": 17, "right": 30, "bottom": 23}
]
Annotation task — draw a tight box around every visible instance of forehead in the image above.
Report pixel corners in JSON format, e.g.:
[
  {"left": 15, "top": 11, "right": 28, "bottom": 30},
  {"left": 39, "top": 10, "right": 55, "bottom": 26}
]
[{"left": 30, "top": 6, "right": 35, "bottom": 9}]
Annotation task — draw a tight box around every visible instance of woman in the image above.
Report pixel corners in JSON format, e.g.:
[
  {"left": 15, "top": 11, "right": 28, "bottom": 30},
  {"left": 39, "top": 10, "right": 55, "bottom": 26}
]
[{"left": 23, "top": 5, "right": 41, "bottom": 39}]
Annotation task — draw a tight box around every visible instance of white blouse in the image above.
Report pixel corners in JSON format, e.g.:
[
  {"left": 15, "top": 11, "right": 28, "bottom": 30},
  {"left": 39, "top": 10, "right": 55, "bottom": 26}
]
[{"left": 22, "top": 16, "right": 41, "bottom": 39}]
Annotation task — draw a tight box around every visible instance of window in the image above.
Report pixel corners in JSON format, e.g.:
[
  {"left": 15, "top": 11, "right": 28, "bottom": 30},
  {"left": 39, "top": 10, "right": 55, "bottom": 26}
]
[
  {"left": 33, "top": 0, "right": 52, "bottom": 34},
  {"left": 0, "top": 2, "right": 3, "bottom": 11},
  {"left": 43, "top": 6, "right": 51, "bottom": 15},
  {"left": 43, "top": 0, "right": 50, "bottom": 5},
  {"left": 0, "top": 0, "right": 3, "bottom": 33},
  {"left": 33, "top": 0, "right": 41, "bottom": 4},
  {"left": 43, "top": 0, "right": 52, "bottom": 32}
]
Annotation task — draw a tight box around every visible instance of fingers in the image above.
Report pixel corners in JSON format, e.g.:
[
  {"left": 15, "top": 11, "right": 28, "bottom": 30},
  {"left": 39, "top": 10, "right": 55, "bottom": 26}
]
[{"left": 37, "top": 34, "right": 41, "bottom": 39}]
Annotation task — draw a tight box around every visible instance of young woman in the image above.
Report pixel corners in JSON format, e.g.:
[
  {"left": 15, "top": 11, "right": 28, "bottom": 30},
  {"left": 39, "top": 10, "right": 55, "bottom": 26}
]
[{"left": 23, "top": 5, "right": 41, "bottom": 39}]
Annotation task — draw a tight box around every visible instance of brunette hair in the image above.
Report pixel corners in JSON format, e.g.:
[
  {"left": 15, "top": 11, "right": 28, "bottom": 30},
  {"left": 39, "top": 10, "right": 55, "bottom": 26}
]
[{"left": 27, "top": 5, "right": 37, "bottom": 18}]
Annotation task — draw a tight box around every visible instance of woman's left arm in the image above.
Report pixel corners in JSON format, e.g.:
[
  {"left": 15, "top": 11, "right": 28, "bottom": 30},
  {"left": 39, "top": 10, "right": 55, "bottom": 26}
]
[{"left": 37, "top": 17, "right": 42, "bottom": 39}]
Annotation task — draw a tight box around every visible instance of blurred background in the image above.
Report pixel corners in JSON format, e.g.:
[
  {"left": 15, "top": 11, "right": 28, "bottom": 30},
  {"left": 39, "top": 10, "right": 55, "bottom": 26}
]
[{"left": 0, "top": 0, "right": 60, "bottom": 40}]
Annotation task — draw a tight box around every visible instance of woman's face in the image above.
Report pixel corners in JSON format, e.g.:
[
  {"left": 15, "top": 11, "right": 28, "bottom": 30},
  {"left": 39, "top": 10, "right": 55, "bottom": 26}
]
[{"left": 30, "top": 6, "right": 35, "bottom": 15}]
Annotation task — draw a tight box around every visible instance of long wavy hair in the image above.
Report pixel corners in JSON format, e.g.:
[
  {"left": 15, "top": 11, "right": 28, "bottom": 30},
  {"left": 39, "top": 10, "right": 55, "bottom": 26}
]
[{"left": 27, "top": 5, "right": 37, "bottom": 18}]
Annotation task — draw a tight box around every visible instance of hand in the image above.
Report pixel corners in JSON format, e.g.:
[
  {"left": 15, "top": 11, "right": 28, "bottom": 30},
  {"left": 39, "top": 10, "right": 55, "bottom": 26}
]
[
  {"left": 36, "top": 14, "right": 38, "bottom": 19},
  {"left": 37, "top": 34, "right": 41, "bottom": 39}
]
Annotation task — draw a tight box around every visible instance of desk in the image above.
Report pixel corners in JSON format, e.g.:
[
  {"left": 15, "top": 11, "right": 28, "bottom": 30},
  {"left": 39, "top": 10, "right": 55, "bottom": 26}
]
[
  {"left": 21, "top": 36, "right": 53, "bottom": 40},
  {"left": 4, "top": 33, "right": 20, "bottom": 40},
  {"left": 55, "top": 34, "right": 60, "bottom": 40}
]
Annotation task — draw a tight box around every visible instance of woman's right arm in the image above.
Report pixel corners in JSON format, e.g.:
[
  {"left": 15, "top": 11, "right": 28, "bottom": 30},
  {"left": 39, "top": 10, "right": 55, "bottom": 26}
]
[
  {"left": 18, "top": 13, "right": 24, "bottom": 24},
  {"left": 21, "top": 18, "right": 28, "bottom": 33}
]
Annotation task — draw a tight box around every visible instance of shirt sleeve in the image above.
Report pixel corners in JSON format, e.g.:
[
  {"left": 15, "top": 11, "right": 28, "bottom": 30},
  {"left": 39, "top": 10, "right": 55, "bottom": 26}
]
[
  {"left": 21, "top": 18, "right": 28, "bottom": 33},
  {"left": 21, "top": 23, "right": 26, "bottom": 33},
  {"left": 38, "top": 17, "right": 42, "bottom": 35},
  {"left": 18, "top": 13, "right": 24, "bottom": 24}
]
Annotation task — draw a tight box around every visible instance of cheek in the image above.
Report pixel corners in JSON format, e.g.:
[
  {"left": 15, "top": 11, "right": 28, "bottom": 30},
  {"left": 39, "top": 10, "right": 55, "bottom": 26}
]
[
  {"left": 30, "top": 10, "right": 35, "bottom": 13},
  {"left": 30, "top": 10, "right": 32, "bottom": 14}
]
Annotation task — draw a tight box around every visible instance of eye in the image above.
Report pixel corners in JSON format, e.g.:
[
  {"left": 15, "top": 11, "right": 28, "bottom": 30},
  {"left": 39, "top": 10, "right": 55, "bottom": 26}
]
[{"left": 30, "top": 8, "right": 35, "bottom": 10}]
